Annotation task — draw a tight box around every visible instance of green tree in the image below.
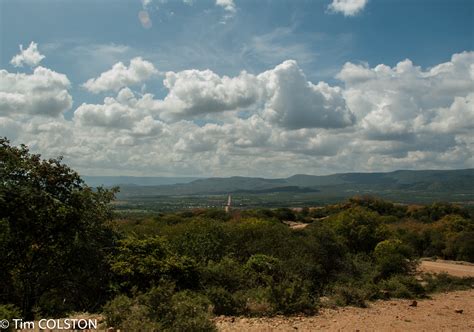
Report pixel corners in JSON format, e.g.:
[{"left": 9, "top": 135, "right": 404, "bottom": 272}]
[
  {"left": 109, "top": 236, "right": 199, "bottom": 292},
  {"left": 374, "top": 239, "right": 414, "bottom": 277},
  {"left": 327, "top": 207, "right": 389, "bottom": 253},
  {"left": 0, "top": 138, "right": 117, "bottom": 318}
]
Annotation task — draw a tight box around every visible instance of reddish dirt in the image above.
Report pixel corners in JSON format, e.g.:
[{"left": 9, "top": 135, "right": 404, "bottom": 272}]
[{"left": 419, "top": 259, "right": 474, "bottom": 278}]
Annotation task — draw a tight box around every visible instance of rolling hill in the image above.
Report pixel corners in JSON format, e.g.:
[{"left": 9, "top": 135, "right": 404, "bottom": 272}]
[{"left": 92, "top": 169, "right": 474, "bottom": 200}]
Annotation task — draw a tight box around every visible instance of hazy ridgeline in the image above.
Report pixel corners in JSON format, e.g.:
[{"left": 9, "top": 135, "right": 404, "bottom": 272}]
[{"left": 1, "top": 139, "right": 473, "bottom": 331}]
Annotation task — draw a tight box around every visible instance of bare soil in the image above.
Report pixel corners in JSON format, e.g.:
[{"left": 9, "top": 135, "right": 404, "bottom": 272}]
[{"left": 419, "top": 259, "right": 474, "bottom": 277}]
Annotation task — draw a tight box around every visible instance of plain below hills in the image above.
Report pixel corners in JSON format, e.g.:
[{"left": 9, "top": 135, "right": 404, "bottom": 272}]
[{"left": 84, "top": 169, "right": 474, "bottom": 205}]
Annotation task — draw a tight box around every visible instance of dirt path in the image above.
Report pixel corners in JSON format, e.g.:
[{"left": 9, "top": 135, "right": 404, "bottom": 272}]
[
  {"left": 215, "top": 289, "right": 474, "bottom": 331},
  {"left": 419, "top": 259, "right": 474, "bottom": 277},
  {"left": 282, "top": 220, "right": 310, "bottom": 229}
]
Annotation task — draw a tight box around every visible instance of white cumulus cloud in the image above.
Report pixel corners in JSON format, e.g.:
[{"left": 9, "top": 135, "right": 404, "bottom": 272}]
[
  {"left": 3, "top": 51, "right": 473, "bottom": 177},
  {"left": 0, "top": 67, "right": 72, "bottom": 117},
  {"left": 83, "top": 57, "right": 158, "bottom": 93},
  {"left": 327, "top": 0, "right": 368, "bottom": 16},
  {"left": 10, "top": 42, "right": 45, "bottom": 67},
  {"left": 338, "top": 51, "right": 474, "bottom": 142},
  {"left": 216, "top": 0, "right": 236, "bottom": 13},
  {"left": 75, "top": 88, "right": 162, "bottom": 134},
  {"left": 260, "top": 60, "right": 355, "bottom": 129},
  {"left": 159, "top": 69, "right": 261, "bottom": 121},
  {"left": 159, "top": 60, "right": 354, "bottom": 130}
]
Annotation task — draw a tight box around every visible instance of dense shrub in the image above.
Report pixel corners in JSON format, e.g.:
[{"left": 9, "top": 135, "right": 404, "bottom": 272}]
[
  {"left": 331, "top": 285, "right": 368, "bottom": 307},
  {"left": 234, "top": 287, "right": 274, "bottom": 316},
  {"left": 269, "top": 278, "right": 316, "bottom": 314},
  {"left": 378, "top": 275, "right": 426, "bottom": 299},
  {"left": 201, "top": 256, "right": 247, "bottom": 292},
  {"left": 109, "top": 236, "right": 199, "bottom": 292},
  {"left": 326, "top": 207, "right": 390, "bottom": 253},
  {"left": 244, "top": 254, "right": 284, "bottom": 287},
  {"left": 103, "top": 285, "right": 216, "bottom": 331},
  {"left": 170, "top": 291, "right": 216, "bottom": 331},
  {"left": 374, "top": 239, "right": 415, "bottom": 277},
  {"left": 0, "top": 304, "right": 21, "bottom": 331},
  {"left": 169, "top": 220, "right": 230, "bottom": 264},
  {"left": 205, "top": 287, "right": 240, "bottom": 315}
]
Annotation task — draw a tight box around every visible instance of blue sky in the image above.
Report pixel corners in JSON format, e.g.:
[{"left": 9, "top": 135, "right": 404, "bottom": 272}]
[
  {"left": 0, "top": 0, "right": 473, "bottom": 176},
  {"left": 2, "top": 0, "right": 472, "bottom": 71}
]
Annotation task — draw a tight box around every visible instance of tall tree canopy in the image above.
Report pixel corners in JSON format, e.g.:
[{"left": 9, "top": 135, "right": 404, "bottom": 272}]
[{"left": 0, "top": 138, "right": 118, "bottom": 319}]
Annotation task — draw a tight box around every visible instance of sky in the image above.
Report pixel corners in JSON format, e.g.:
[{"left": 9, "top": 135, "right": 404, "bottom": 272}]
[{"left": 0, "top": 0, "right": 473, "bottom": 177}]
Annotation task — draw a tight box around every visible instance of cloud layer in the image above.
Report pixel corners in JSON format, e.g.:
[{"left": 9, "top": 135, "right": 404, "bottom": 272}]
[{"left": 1, "top": 42, "right": 473, "bottom": 177}]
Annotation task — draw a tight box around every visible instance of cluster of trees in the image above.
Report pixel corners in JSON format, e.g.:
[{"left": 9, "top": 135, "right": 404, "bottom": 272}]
[
  {"left": 1, "top": 139, "right": 473, "bottom": 330},
  {"left": 0, "top": 138, "right": 117, "bottom": 321}
]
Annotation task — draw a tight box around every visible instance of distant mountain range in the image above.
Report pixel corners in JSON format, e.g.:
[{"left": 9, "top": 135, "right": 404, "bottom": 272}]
[
  {"left": 83, "top": 176, "right": 200, "bottom": 187},
  {"left": 85, "top": 169, "right": 474, "bottom": 198}
]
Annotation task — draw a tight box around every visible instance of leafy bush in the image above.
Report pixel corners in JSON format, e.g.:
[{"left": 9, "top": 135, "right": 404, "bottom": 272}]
[
  {"left": 326, "top": 207, "right": 390, "bottom": 253},
  {"left": 205, "top": 287, "right": 239, "bottom": 315},
  {"left": 103, "top": 286, "right": 216, "bottom": 331},
  {"left": 374, "top": 239, "right": 415, "bottom": 277},
  {"left": 169, "top": 291, "right": 216, "bottom": 331},
  {"left": 0, "top": 304, "right": 21, "bottom": 331},
  {"left": 331, "top": 285, "right": 368, "bottom": 307},
  {"left": 201, "top": 256, "right": 247, "bottom": 292},
  {"left": 234, "top": 288, "right": 274, "bottom": 316},
  {"left": 444, "top": 231, "right": 474, "bottom": 262},
  {"left": 170, "top": 220, "right": 230, "bottom": 264},
  {"left": 269, "top": 278, "right": 316, "bottom": 314},
  {"left": 244, "top": 254, "right": 284, "bottom": 287},
  {"left": 103, "top": 294, "right": 159, "bottom": 330},
  {"left": 378, "top": 275, "right": 426, "bottom": 299},
  {"left": 109, "top": 236, "right": 199, "bottom": 291}
]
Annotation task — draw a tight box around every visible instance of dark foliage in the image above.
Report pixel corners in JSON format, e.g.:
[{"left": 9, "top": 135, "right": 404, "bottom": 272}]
[{"left": 0, "top": 138, "right": 117, "bottom": 319}]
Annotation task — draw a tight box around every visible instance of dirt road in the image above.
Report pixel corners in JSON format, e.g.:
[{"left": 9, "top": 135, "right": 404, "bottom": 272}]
[
  {"left": 215, "top": 289, "right": 474, "bottom": 331},
  {"left": 419, "top": 259, "right": 474, "bottom": 277}
]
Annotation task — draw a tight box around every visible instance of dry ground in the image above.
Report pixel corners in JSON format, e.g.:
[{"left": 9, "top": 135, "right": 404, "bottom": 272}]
[{"left": 419, "top": 259, "right": 474, "bottom": 278}]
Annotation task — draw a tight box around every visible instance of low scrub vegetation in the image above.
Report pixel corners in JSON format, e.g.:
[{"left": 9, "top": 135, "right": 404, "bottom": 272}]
[{"left": 1, "top": 139, "right": 473, "bottom": 330}]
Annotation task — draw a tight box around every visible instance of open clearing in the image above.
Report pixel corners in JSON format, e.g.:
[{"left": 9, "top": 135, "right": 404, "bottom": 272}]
[
  {"left": 419, "top": 259, "right": 474, "bottom": 277},
  {"left": 216, "top": 260, "right": 474, "bottom": 331}
]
